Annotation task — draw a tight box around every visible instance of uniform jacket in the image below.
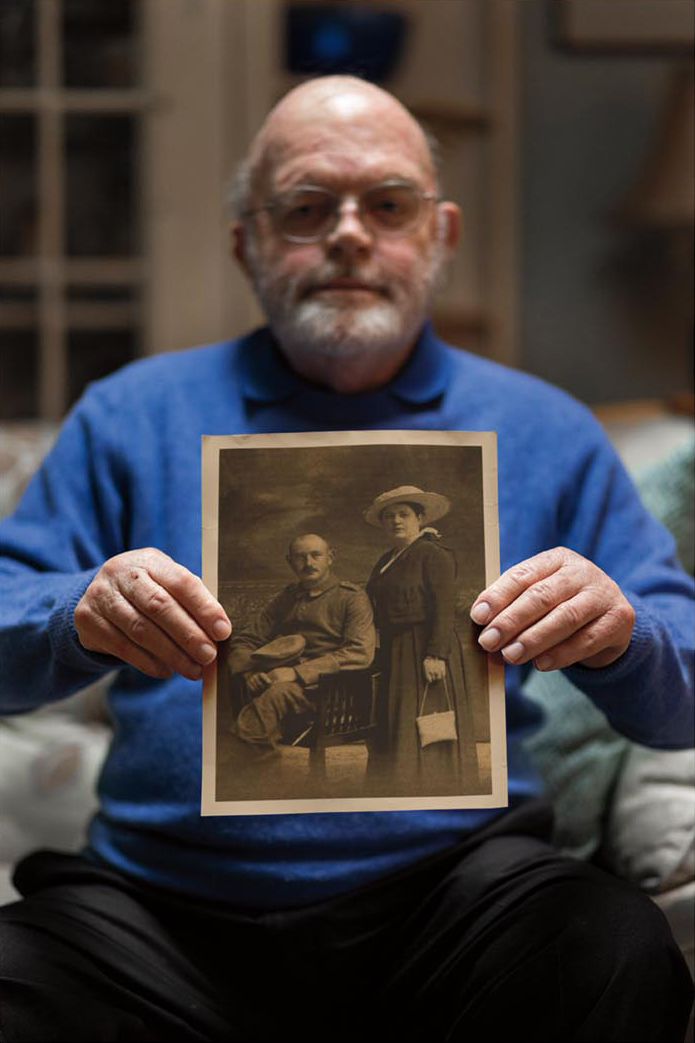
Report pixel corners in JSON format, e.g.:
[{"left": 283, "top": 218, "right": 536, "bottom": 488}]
[{"left": 228, "top": 573, "right": 375, "bottom": 686}]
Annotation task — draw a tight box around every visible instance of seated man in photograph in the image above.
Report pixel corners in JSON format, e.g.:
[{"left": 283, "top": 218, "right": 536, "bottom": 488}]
[
  {"left": 228, "top": 532, "right": 375, "bottom": 751},
  {"left": 1, "top": 75, "right": 693, "bottom": 1042}
]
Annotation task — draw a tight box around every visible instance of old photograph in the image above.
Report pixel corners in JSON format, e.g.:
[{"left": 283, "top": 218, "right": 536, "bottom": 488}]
[{"left": 202, "top": 430, "right": 506, "bottom": 815}]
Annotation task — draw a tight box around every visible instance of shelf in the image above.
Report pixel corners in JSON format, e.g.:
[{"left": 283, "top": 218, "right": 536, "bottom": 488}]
[
  {"left": 431, "top": 306, "right": 489, "bottom": 352},
  {"left": 408, "top": 101, "right": 490, "bottom": 136},
  {"left": 0, "top": 257, "right": 145, "bottom": 285},
  {"left": 431, "top": 306, "right": 488, "bottom": 333},
  {"left": 0, "top": 88, "right": 150, "bottom": 113}
]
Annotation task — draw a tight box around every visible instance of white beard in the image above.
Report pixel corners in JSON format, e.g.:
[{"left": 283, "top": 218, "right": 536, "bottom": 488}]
[{"left": 246, "top": 239, "right": 447, "bottom": 368}]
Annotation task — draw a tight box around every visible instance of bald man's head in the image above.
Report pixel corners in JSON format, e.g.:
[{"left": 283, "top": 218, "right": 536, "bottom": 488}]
[
  {"left": 287, "top": 533, "right": 334, "bottom": 589},
  {"left": 230, "top": 76, "right": 438, "bottom": 216},
  {"left": 229, "top": 75, "right": 461, "bottom": 394}
]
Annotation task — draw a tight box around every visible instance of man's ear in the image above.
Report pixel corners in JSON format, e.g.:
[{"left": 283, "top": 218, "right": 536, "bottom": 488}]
[
  {"left": 437, "top": 202, "right": 462, "bottom": 255},
  {"left": 327, "top": 547, "right": 336, "bottom": 565},
  {"left": 231, "top": 221, "right": 251, "bottom": 279}
]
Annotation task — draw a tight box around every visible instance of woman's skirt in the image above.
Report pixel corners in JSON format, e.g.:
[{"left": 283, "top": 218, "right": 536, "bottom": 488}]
[{"left": 366, "top": 622, "right": 482, "bottom": 798}]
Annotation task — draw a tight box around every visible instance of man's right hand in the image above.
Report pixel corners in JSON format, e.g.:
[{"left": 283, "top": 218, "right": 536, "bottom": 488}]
[
  {"left": 245, "top": 671, "right": 271, "bottom": 694},
  {"left": 74, "top": 548, "right": 232, "bottom": 680}
]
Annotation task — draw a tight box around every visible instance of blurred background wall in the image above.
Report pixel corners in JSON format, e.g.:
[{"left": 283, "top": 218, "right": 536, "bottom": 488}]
[{"left": 1, "top": 0, "right": 693, "bottom": 422}]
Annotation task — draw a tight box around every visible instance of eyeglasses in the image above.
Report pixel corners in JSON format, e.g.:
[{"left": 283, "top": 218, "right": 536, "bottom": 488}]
[{"left": 243, "top": 180, "right": 438, "bottom": 243}]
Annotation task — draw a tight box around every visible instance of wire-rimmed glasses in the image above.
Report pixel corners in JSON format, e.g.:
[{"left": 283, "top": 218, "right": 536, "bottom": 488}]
[{"left": 243, "top": 180, "right": 438, "bottom": 243}]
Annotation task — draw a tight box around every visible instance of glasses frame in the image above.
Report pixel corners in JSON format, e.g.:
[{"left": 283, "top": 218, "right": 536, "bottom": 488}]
[{"left": 242, "top": 179, "right": 439, "bottom": 243}]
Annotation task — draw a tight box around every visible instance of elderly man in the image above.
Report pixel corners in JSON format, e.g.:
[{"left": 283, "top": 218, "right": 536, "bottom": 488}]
[
  {"left": 1, "top": 76, "right": 693, "bottom": 1042},
  {"left": 229, "top": 533, "right": 375, "bottom": 752}
]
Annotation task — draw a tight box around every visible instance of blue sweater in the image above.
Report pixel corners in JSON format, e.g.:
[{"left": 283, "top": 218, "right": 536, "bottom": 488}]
[{"left": 1, "top": 325, "right": 693, "bottom": 907}]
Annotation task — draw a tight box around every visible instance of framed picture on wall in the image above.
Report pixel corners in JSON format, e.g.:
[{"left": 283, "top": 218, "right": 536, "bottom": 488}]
[{"left": 551, "top": 0, "right": 694, "bottom": 54}]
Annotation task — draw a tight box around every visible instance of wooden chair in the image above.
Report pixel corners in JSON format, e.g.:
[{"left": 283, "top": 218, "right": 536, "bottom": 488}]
[{"left": 290, "top": 669, "right": 380, "bottom": 777}]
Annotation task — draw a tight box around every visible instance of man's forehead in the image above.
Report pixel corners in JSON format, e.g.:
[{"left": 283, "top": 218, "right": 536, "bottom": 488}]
[
  {"left": 252, "top": 85, "right": 434, "bottom": 196},
  {"left": 290, "top": 536, "right": 328, "bottom": 553},
  {"left": 270, "top": 147, "right": 426, "bottom": 194}
]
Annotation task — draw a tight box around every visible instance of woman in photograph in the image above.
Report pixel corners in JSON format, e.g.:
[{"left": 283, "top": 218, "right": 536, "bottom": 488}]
[{"left": 364, "top": 486, "right": 481, "bottom": 796}]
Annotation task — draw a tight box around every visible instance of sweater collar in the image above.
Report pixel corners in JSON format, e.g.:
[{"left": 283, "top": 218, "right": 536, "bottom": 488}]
[{"left": 238, "top": 323, "right": 451, "bottom": 406}]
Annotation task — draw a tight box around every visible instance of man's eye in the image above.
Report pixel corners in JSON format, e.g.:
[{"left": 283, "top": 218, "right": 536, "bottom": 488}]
[
  {"left": 289, "top": 204, "right": 318, "bottom": 220},
  {"left": 367, "top": 187, "right": 417, "bottom": 227},
  {"left": 369, "top": 199, "right": 404, "bottom": 223},
  {"left": 282, "top": 197, "right": 333, "bottom": 233},
  {"left": 374, "top": 199, "right": 402, "bottom": 213}
]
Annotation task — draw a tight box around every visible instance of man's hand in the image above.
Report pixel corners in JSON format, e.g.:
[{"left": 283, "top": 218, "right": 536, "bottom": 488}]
[
  {"left": 74, "top": 549, "right": 232, "bottom": 680},
  {"left": 423, "top": 657, "right": 446, "bottom": 683},
  {"left": 245, "top": 671, "right": 271, "bottom": 694},
  {"left": 245, "top": 666, "right": 298, "bottom": 694},
  {"left": 470, "top": 547, "right": 635, "bottom": 671},
  {"left": 266, "top": 667, "right": 298, "bottom": 684}
]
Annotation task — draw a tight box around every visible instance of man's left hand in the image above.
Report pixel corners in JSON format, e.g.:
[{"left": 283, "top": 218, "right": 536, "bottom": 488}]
[
  {"left": 470, "top": 547, "right": 635, "bottom": 671},
  {"left": 266, "top": 667, "right": 298, "bottom": 684},
  {"left": 245, "top": 666, "right": 298, "bottom": 693}
]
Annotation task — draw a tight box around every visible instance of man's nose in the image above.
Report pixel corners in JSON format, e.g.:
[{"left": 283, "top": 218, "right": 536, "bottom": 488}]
[{"left": 324, "top": 201, "right": 373, "bottom": 259}]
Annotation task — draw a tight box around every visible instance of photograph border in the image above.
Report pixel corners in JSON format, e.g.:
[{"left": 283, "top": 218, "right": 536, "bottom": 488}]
[{"left": 201, "top": 429, "right": 507, "bottom": 816}]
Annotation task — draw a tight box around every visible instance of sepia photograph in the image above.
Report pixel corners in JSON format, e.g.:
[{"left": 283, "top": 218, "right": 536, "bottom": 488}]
[{"left": 202, "top": 429, "right": 506, "bottom": 815}]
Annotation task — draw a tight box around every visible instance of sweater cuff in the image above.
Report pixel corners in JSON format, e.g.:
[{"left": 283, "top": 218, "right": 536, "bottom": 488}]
[
  {"left": 48, "top": 568, "right": 124, "bottom": 675},
  {"left": 562, "top": 597, "right": 654, "bottom": 692}
]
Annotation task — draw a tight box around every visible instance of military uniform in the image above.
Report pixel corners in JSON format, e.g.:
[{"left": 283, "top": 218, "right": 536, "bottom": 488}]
[{"left": 229, "top": 574, "right": 375, "bottom": 749}]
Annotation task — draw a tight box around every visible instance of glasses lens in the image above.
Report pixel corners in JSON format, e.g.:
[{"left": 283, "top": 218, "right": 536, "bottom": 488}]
[
  {"left": 276, "top": 188, "right": 335, "bottom": 241},
  {"left": 363, "top": 183, "right": 421, "bottom": 233}
]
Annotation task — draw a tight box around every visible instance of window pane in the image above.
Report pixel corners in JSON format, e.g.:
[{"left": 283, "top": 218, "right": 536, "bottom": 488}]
[
  {"left": 0, "top": 330, "right": 39, "bottom": 419},
  {"left": 62, "top": 0, "right": 138, "bottom": 88},
  {"left": 0, "top": 0, "right": 36, "bottom": 88},
  {"left": 0, "top": 285, "right": 38, "bottom": 331},
  {"left": 0, "top": 286, "right": 38, "bottom": 304},
  {"left": 66, "top": 286, "right": 140, "bottom": 333},
  {"left": 0, "top": 116, "right": 38, "bottom": 256},
  {"left": 67, "top": 329, "right": 137, "bottom": 406},
  {"left": 65, "top": 115, "right": 137, "bottom": 256},
  {"left": 66, "top": 285, "right": 136, "bottom": 302}
]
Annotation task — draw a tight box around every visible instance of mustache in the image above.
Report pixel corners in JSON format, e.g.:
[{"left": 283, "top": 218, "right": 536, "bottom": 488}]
[{"left": 295, "top": 265, "right": 390, "bottom": 301}]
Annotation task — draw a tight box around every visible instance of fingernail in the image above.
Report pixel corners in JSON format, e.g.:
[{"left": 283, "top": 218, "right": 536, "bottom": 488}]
[
  {"left": 213, "top": 619, "right": 231, "bottom": 640},
  {"left": 535, "top": 655, "right": 553, "bottom": 671},
  {"left": 478, "top": 627, "right": 501, "bottom": 651},
  {"left": 198, "top": 643, "right": 217, "bottom": 664},
  {"left": 501, "top": 641, "right": 524, "bottom": 663},
  {"left": 471, "top": 601, "right": 491, "bottom": 624}
]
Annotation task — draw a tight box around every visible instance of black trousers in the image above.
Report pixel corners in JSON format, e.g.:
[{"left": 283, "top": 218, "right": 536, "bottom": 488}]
[{"left": 1, "top": 803, "right": 692, "bottom": 1043}]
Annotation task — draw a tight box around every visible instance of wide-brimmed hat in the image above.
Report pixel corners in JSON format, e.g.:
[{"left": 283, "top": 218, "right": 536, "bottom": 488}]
[
  {"left": 250, "top": 634, "right": 306, "bottom": 665},
  {"left": 363, "top": 486, "right": 451, "bottom": 528}
]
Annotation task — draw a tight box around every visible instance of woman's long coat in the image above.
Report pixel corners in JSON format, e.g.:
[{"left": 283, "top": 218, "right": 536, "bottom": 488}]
[{"left": 366, "top": 533, "right": 481, "bottom": 796}]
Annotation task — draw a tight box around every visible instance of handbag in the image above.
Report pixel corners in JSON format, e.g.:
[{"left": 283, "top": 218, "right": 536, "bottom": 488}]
[{"left": 416, "top": 676, "right": 458, "bottom": 747}]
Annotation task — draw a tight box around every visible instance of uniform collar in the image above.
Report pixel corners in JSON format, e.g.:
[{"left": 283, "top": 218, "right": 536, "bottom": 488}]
[
  {"left": 293, "top": 572, "right": 339, "bottom": 599},
  {"left": 238, "top": 323, "right": 451, "bottom": 406}
]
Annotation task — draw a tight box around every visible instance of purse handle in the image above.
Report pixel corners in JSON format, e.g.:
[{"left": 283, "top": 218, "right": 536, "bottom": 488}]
[{"left": 419, "top": 675, "right": 453, "bottom": 716}]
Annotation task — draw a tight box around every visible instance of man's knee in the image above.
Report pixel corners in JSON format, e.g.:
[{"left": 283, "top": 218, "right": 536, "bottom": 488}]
[
  {"left": 499, "top": 863, "right": 693, "bottom": 1040},
  {"left": 427, "top": 843, "right": 693, "bottom": 1041},
  {"left": 494, "top": 857, "right": 685, "bottom": 973},
  {"left": 235, "top": 680, "right": 312, "bottom": 747}
]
